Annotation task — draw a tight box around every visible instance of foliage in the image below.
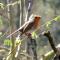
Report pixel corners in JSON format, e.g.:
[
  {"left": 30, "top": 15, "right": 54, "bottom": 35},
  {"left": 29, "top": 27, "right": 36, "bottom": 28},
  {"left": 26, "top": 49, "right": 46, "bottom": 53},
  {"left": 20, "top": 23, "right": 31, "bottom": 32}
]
[
  {"left": 4, "top": 38, "right": 22, "bottom": 47},
  {"left": 0, "top": 32, "right": 2, "bottom": 36},
  {"left": 4, "top": 39, "right": 12, "bottom": 46},
  {"left": 45, "top": 16, "right": 60, "bottom": 30},
  {"left": 0, "top": 3, "right": 4, "bottom": 9},
  {"left": 45, "top": 21, "right": 52, "bottom": 30},
  {"left": 32, "top": 31, "right": 38, "bottom": 39},
  {"left": 53, "top": 16, "right": 60, "bottom": 21},
  {"left": 0, "top": 0, "right": 60, "bottom": 60},
  {"left": 43, "top": 50, "right": 55, "bottom": 60},
  {"left": 0, "top": 0, "right": 20, "bottom": 9},
  {"left": 15, "top": 37, "right": 22, "bottom": 46}
]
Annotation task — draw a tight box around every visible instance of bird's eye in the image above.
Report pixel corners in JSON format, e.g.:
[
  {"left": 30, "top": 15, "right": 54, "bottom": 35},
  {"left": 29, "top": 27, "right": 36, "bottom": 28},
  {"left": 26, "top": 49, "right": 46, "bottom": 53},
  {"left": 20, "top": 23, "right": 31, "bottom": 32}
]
[{"left": 35, "top": 17, "right": 40, "bottom": 20}]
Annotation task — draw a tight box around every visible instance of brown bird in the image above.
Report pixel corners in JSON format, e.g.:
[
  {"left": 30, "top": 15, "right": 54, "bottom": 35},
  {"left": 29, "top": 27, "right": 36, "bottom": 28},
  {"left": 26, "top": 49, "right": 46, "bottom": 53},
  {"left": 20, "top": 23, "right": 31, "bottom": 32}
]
[{"left": 7, "top": 14, "right": 41, "bottom": 38}]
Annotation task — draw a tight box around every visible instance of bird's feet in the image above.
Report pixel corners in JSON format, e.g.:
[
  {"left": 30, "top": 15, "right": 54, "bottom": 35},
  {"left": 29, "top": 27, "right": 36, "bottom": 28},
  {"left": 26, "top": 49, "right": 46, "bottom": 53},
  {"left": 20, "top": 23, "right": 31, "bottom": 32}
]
[{"left": 25, "top": 33, "right": 31, "bottom": 37}]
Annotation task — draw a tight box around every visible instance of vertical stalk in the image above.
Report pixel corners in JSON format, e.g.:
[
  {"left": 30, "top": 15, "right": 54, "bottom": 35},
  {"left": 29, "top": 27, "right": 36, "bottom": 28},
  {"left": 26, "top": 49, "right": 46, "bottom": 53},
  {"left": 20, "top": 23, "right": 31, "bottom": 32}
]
[
  {"left": 6, "top": 0, "right": 16, "bottom": 59},
  {"left": 9, "top": 2, "right": 16, "bottom": 60},
  {"left": 20, "top": 0, "right": 24, "bottom": 26}
]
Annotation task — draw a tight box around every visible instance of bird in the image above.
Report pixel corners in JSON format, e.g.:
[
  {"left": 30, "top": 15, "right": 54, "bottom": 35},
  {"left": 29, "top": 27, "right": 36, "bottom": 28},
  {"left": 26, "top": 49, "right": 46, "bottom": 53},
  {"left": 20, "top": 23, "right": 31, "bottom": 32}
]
[
  {"left": 7, "top": 14, "right": 41, "bottom": 38},
  {"left": 19, "top": 14, "right": 41, "bottom": 35}
]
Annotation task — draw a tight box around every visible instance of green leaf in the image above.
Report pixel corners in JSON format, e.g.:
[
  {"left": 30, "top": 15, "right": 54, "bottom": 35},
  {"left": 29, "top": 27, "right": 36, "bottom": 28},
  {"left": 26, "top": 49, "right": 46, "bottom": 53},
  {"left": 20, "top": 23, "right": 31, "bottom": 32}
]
[
  {"left": 45, "top": 21, "right": 51, "bottom": 30},
  {"left": 43, "top": 50, "right": 55, "bottom": 60},
  {"left": 54, "top": 16, "right": 60, "bottom": 21},
  {"left": 32, "top": 31, "right": 38, "bottom": 39},
  {"left": 15, "top": 39, "right": 22, "bottom": 46},
  {"left": 0, "top": 3, "right": 4, "bottom": 9},
  {"left": 4, "top": 39, "right": 12, "bottom": 46},
  {"left": 15, "top": 36, "right": 22, "bottom": 46},
  {"left": 46, "top": 21, "right": 51, "bottom": 27},
  {"left": 0, "top": 32, "right": 2, "bottom": 36}
]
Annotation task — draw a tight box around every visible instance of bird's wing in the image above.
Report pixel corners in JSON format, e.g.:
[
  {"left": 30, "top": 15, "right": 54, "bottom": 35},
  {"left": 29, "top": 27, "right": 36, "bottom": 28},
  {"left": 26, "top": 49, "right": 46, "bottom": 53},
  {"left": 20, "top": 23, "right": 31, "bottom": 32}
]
[{"left": 23, "top": 22, "right": 29, "bottom": 32}]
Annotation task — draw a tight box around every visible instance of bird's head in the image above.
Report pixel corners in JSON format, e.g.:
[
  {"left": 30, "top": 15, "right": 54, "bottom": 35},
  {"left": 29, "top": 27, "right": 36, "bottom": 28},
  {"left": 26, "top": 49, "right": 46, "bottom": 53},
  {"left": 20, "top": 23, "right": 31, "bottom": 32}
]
[
  {"left": 34, "top": 15, "right": 41, "bottom": 28},
  {"left": 28, "top": 14, "right": 41, "bottom": 29}
]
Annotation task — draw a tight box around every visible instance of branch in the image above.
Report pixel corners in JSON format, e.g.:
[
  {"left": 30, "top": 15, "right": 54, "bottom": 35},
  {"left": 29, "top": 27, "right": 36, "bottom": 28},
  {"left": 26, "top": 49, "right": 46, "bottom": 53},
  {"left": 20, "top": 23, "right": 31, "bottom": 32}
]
[{"left": 43, "top": 31, "right": 57, "bottom": 54}]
